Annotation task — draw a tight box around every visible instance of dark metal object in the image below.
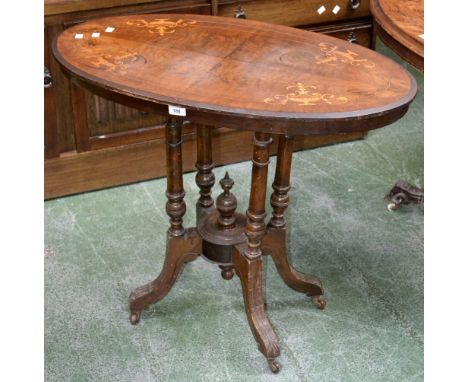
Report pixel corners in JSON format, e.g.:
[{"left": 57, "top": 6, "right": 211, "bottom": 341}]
[
  {"left": 44, "top": 66, "right": 53, "bottom": 88},
  {"left": 235, "top": 5, "right": 246, "bottom": 18},
  {"left": 385, "top": 181, "right": 424, "bottom": 211},
  {"left": 62, "top": 19, "right": 85, "bottom": 29},
  {"left": 347, "top": 31, "right": 358, "bottom": 43},
  {"left": 349, "top": 0, "right": 361, "bottom": 10}
]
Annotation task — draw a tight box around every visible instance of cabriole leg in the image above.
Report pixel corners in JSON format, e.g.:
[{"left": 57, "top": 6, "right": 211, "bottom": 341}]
[
  {"left": 129, "top": 229, "right": 201, "bottom": 324},
  {"left": 263, "top": 135, "right": 325, "bottom": 309},
  {"left": 233, "top": 245, "right": 281, "bottom": 373}
]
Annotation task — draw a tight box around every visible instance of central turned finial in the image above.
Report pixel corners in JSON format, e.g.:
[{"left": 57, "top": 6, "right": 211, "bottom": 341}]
[{"left": 216, "top": 172, "right": 237, "bottom": 230}]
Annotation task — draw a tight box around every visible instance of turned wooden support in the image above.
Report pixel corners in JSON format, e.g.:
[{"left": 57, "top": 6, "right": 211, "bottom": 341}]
[
  {"left": 244, "top": 132, "right": 272, "bottom": 260},
  {"left": 270, "top": 135, "right": 294, "bottom": 229},
  {"left": 195, "top": 125, "right": 215, "bottom": 216},
  {"left": 216, "top": 172, "right": 236, "bottom": 229},
  {"left": 215, "top": 172, "right": 237, "bottom": 279},
  {"left": 166, "top": 117, "right": 186, "bottom": 237},
  {"left": 219, "top": 265, "right": 235, "bottom": 280}
]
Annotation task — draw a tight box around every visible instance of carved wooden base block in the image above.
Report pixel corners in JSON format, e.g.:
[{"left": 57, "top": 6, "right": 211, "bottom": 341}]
[{"left": 129, "top": 214, "right": 324, "bottom": 372}]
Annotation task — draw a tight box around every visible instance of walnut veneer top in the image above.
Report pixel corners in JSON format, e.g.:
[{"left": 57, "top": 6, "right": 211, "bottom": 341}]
[
  {"left": 371, "top": 0, "right": 424, "bottom": 62},
  {"left": 54, "top": 14, "right": 417, "bottom": 135}
]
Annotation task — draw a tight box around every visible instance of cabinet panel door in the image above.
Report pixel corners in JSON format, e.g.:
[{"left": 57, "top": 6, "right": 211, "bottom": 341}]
[{"left": 45, "top": 1, "right": 211, "bottom": 154}]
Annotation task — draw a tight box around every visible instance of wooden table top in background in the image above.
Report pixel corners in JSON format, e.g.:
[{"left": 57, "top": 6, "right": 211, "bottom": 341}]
[
  {"left": 371, "top": 0, "right": 424, "bottom": 69},
  {"left": 54, "top": 14, "right": 416, "bottom": 136}
]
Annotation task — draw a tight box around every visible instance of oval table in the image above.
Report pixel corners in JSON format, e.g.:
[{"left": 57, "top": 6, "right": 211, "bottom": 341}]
[{"left": 54, "top": 14, "right": 417, "bottom": 373}]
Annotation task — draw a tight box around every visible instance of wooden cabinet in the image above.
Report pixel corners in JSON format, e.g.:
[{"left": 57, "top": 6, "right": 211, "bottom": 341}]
[
  {"left": 44, "top": 0, "right": 372, "bottom": 199},
  {"left": 306, "top": 19, "right": 373, "bottom": 48},
  {"left": 217, "top": 0, "right": 369, "bottom": 26}
]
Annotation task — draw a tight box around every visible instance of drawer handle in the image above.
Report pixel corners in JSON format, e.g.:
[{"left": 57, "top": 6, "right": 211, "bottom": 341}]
[
  {"left": 347, "top": 31, "right": 358, "bottom": 44},
  {"left": 44, "top": 66, "right": 53, "bottom": 88},
  {"left": 349, "top": 0, "right": 361, "bottom": 10},
  {"left": 235, "top": 5, "right": 247, "bottom": 19},
  {"left": 63, "top": 19, "right": 85, "bottom": 29}
]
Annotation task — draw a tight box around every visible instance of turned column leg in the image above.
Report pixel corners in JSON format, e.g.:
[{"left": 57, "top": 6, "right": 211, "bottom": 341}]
[
  {"left": 245, "top": 132, "right": 272, "bottom": 260},
  {"left": 269, "top": 135, "right": 292, "bottom": 230},
  {"left": 195, "top": 125, "right": 215, "bottom": 223},
  {"left": 166, "top": 118, "right": 186, "bottom": 237},
  {"left": 263, "top": 135, "right": 325, "bottom": 309},
  {"left": 129, "top": 117, "right": 201, "bottom": 324},
  {"left": 233, "top": 132, "right": 281, "bottom": 373}
]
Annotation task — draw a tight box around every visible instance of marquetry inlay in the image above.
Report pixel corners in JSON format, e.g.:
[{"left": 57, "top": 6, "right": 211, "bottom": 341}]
[
  {"left": 315, "top": 42, "right": 375, "bottom": 68},
  {"left": 264, "top": 83, "right": 348, "bottom": 106},
  {"left": 126, "top": 18, "right": 197, "bottom": 36}
]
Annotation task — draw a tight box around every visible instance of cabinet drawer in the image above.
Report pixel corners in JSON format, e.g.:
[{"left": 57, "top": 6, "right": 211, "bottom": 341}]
[
  {"left": 218, "top": 0, "right": 370, "bottom": 27},
  {"left": 306, "top": 20, "right": 372, "bottom": 48}
]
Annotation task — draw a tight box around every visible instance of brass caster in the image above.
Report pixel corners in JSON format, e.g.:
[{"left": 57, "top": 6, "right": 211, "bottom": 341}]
[
  {"left": 312, "top": 295, "right": 326, "bottom": 310},
  {"left": 385, "top": 182, "right": 424, "bottom": 212},
  {"left": 129, "top": 311, "right": 141, "bottom": 325},
  {"left": 219, "top": 265, "right": 234, "bottom": 280},
  {"left": 268, "top": 359, "right": 281, "bottom": 373},
  {"left": 387, "top": 202, "right": 398, "bottom": 211}
]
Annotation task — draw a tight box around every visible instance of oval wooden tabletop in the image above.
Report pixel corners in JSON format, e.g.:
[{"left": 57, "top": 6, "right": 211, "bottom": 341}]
[
  {"left": 371, "top": 0, "right": 424, "bottom": 70},
  {"left": 54, "top": 14, "right": 417, "bottom": 135}
]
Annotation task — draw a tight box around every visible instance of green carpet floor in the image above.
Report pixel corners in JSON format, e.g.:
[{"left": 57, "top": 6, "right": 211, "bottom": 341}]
[{"left": 45, "top": 41, "right": 423, "bottom": 382}]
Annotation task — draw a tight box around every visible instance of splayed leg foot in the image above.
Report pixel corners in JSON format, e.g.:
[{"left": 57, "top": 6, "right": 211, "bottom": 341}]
[
  {"left": 263, "top": 228, "right": 325, "bottom": 306},
  {"left": 233, "top": 244, "right": 281, "bottom": 372},
  {"left": 128, "top": 229, "right": 201, "bottom": 323}
]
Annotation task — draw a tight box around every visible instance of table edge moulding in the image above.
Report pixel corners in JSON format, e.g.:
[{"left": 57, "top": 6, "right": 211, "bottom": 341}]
[{"left": 53, "top": 14, "right": 417, "bottom": 136}]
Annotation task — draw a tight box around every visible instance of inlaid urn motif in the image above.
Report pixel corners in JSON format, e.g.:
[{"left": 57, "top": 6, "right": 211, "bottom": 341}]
[
  {"left": 315, "top": 42, "right": 375, "bottom": 68},
  {"left": 264, "top": 83, "right": 348, "bottom": 106},
  {"left": 126, "top": 18, "right": 197, "bottom": 36}
]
